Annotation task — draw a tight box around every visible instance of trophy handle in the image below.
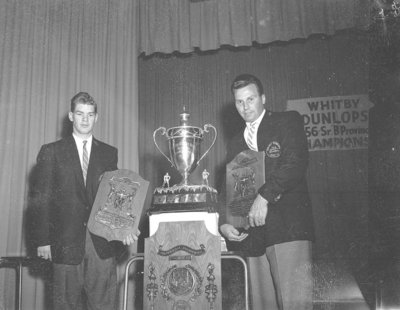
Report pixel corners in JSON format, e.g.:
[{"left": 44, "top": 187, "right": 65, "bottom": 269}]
[
  {"left": 153, "top": 127, "right": 174, "bottom": 167},
  {"left": 197, "top": 124, "right": 217, "bottom": 166}
]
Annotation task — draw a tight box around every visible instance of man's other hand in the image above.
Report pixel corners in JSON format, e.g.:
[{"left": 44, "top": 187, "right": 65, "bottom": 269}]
[
  {"left": 37, "top": 245, "right": 52, "bottom": 261},
  {"left": 220, "top": 224, "right": 248, "bottom": 242}
]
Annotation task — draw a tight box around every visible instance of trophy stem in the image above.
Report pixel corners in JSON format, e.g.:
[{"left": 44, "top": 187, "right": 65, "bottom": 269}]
[{"left": 178, "top": 173, "right": 192, "bottom": 186}]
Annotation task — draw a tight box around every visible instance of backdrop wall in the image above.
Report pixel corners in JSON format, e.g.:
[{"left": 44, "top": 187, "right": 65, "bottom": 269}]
[{"left": 138, "top": 29, "right": 369, "bottom": 264}]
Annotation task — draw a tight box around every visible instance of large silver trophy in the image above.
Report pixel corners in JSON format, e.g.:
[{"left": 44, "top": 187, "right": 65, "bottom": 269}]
[{"left": 151, "top": 109, "right": 218, "bottom": 212}]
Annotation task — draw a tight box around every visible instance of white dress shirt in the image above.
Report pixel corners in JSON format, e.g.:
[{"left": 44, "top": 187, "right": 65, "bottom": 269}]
[{"left": 72, "top": 134, "right": 93, "bottom": 168}]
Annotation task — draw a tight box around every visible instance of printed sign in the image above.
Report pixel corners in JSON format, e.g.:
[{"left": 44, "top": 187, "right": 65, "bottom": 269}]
[{"left": 287, "top": 94, "right": 372, "bottom": 151}]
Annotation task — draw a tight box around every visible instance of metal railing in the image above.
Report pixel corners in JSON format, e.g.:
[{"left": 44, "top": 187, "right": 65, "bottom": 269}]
[{"left": 0, "top": 256, "right": 48, "bottom": 310}]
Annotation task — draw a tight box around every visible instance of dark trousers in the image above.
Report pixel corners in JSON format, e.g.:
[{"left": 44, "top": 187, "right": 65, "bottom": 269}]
[{"left": 52, "top": 231, "right": 117, "bottom": 310}]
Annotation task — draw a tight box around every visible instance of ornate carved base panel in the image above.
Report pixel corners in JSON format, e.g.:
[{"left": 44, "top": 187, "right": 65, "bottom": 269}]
[{"left": 144, "top": 221, "right": 222, "bottom": 310}]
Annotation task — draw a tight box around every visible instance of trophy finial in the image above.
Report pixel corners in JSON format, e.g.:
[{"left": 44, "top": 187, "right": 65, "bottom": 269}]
[{"left": 180, "top": 106, "right": 190, "bottom": 126}]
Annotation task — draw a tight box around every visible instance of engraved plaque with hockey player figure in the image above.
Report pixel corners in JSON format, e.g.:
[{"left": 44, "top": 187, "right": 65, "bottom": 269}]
[
  {"left": 88, "top": 169, "right": 149, "bottom": 242},
  {"left": 226, "top": 150, "right": 265, "bottom": 228}
]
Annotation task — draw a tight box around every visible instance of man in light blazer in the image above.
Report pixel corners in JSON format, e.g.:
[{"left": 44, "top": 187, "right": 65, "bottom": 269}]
[
  {"left": 32, "top": 92, "right": 138, "bottom": 310},
  {"left": 220, "top": 74, "right": 314, "bottom": 310}
]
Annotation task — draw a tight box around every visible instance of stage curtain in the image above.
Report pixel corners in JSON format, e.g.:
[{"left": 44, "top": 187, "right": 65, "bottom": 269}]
[
  {"left": 138, "top": 0, "right": 370, "bottom": 55},
  {"left": 0, "top": 0, "right": 139, "bottom": 309}
]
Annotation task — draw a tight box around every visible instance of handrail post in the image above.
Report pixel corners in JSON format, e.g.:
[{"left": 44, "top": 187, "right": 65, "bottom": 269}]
[{"left": 123, "top": 254, "right": 144, "bottom": 310}]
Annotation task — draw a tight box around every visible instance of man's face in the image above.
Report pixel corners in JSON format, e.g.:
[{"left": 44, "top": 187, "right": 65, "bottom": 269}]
[
  {"left": 68, "top": 103, "right": 98, "bottom": 137},
  {"left": 234, "top": 84, "right": 265, "bottom": 123}
]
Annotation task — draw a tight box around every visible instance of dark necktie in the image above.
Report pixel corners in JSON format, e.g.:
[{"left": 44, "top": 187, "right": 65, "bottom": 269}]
[{"left": 82, "top": 140, "right": 88, "bottom": 184}]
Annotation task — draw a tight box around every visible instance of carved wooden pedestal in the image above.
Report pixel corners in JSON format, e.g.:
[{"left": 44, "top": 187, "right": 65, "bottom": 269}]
[{"left": 143, "top": 221, "right": 222, "bottom": 310}]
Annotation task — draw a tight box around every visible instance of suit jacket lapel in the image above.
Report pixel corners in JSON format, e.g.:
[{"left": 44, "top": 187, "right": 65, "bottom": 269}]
[
  {"left": 65, "top": 136, "right": 86, "bottom": 188},
  {"left": 86, "top": 138, "right": 101, "bottom": 188},
  {"left": 257, "top": 110, "right": 273, "bottom": 151},
  {"left": 86, "top": 138, "right": 104, "bottom": 205}
]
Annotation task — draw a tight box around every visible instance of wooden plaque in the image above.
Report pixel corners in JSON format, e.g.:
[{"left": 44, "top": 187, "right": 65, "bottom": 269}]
[
  {"left": 88, "top": 169, "right": 149, "bottom": 242},
  {"left": 226, "top": 150, "right": 265, "bottom": 228},
  {"left": 143, "top": 221, "right": 222, "bottom": 310}
]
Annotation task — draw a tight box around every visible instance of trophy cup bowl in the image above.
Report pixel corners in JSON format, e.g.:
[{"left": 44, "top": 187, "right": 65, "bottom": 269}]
[
  {"left": 153, "top": 112, "right": 217, "bottom": 188},
  {"left": 167, "top": 126, "right": 202, "bottom": 186}
]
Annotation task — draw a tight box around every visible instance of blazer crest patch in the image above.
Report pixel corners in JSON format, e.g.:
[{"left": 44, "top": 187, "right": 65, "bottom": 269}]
[{"left": 265, "top": 141, "right": 281, "bottom": 158}]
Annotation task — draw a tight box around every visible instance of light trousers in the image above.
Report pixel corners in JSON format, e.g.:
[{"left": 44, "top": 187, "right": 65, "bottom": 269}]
[{"left": 247, "top": 240, "right": 313, "bottom": 310}]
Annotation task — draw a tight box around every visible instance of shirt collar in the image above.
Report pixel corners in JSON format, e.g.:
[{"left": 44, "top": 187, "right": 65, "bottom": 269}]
[
  {"left": 72, "top": 133, "right": 93, "bottom": 146},
  {"left": 246, "top": 109, "right": 266, "bottom": 129}
]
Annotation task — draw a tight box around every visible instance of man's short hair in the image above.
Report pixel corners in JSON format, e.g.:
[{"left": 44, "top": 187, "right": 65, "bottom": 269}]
[
  {"left": 70, "top": 92, "right": 97, "bottom": 113},
  {"left": 231, "top": 74, "right": 264, "bottom": 96}
]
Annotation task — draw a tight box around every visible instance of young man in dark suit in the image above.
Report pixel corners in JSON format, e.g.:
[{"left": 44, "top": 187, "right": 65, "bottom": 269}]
[
  {"left": 220, "top": 74, "right": 314, "bottom": 310},
  {"left": 33, "top": 92, "right": 138, "bottom": 310}
]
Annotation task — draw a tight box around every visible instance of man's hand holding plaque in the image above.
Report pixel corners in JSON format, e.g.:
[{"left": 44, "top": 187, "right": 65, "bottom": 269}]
[
  {"left": 247, "top": 194, "right": 268, "bottom": 227},
  {"left": 121, "top": 231, "right": 140, "bottom": 246}
]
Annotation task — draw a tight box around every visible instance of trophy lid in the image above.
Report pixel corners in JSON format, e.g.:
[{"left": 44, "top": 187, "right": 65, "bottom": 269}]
[{"left": 164, "top": 106, "right": 206, "bottom": 139}]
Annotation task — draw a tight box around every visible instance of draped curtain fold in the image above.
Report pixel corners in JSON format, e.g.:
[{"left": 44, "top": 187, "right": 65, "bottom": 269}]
[
  {"left": 0, "top": 1, "right": 139, "bottom": 309},
  {"left": 138, "top": 0, "right": 370, "bottom": 55}
]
